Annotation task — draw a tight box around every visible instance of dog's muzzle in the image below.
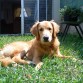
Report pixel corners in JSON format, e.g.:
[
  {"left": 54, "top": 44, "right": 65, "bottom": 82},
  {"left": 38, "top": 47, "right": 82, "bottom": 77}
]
[
  {"left": 43, "top": 36, "right": 49, "bottom": 42},
  {"left": 41, "top": 30, "right": 52, "bottom": 42}
]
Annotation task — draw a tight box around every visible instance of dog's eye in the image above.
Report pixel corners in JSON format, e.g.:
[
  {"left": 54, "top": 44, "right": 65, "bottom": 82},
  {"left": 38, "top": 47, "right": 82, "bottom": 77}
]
[
  {"left": 48, "top": 28, "right": 51, "bottom": 30},
  {"left": 39, "top": 28, "right": 43, "bottom": 31}
]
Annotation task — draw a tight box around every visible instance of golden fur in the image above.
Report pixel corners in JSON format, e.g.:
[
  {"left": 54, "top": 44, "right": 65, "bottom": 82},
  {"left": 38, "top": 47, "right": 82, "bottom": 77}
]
[{"left": 0, "top": 20, "right": 71, "bottom": 70}]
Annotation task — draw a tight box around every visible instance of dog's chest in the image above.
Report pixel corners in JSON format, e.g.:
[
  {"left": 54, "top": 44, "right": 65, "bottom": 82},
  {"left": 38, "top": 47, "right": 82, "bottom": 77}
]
[{"left": 39, "top": 45, "right": 55, "bottom": 55}]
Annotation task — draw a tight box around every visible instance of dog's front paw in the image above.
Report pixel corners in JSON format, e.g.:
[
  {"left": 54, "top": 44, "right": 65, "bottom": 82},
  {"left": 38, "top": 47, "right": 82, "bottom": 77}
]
[{"left": 35, "top": 62, "right": 43, "bottom": 71}]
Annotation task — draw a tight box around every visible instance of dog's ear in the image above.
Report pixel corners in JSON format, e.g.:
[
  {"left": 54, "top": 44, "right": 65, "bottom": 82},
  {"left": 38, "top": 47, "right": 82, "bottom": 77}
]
[
  {"left": 50, "top": 20, "right": 60, "bottom": 38},
  {"left": 30, "top": 21, "right": 40, "bottom": 40},
  {"left": 30, "top": 21, "right": 39, "bottom": 36}
]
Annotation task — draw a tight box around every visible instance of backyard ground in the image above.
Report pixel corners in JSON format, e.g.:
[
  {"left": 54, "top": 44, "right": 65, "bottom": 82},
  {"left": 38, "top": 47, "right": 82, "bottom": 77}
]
[{"left": 0, "top": 35, "right": 83, "bottom": 83}]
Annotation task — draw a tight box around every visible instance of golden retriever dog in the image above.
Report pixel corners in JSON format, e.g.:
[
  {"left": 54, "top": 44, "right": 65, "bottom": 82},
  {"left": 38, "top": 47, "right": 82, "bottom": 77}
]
[{"left": 0, "top": 20, "right": 71, "bottom": 70}]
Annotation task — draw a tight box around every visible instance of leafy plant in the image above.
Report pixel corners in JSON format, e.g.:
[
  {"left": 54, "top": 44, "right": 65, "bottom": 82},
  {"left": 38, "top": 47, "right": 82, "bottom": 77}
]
[{"left": 60, "top": 6, "right": 82, "bottom": 21}]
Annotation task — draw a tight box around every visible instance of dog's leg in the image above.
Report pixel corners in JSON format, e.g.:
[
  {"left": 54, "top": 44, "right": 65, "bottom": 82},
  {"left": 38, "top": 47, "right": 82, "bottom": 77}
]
[
  {"left": 12, "top": 53, "right": 31, "bottom": 65},
  {"left": 0, "top": 50, "right": 16, "bottom": 67},
  {"left": 33, "top": 54, "right": 43, "bottom": 71},
  {"left": 55, "top": 47, "right": 71, "bottom": 58},
  {"left": 0, "top": 57, "right": 16, "bottom": 67},
  {"left": 35, "top": 62, "right": 43, "bottom": 71}
]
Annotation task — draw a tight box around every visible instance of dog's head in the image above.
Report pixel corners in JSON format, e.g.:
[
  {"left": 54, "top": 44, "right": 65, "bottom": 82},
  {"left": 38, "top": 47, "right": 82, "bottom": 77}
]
[{"left": 30, "top": 20, "right": 59, "bottom": 43}]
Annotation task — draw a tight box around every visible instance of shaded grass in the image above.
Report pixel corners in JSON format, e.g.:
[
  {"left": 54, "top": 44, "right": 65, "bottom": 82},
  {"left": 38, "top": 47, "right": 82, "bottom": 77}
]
[{"left": 0, "top": 35, "right": 83, "bottom": 83}]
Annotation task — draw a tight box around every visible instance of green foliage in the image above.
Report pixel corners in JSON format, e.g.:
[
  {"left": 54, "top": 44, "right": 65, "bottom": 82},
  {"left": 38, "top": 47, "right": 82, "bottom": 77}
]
[
  {"left": 60, "top": 6, "right": 82, "bottom": 21},
  {"left": 0, "top": 35, "right": 83, "bottom": 83}
]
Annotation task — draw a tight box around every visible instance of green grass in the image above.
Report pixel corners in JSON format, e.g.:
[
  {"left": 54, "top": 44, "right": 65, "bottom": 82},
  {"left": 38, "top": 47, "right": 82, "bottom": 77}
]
[{"left": 0, "top": 35, "right": 83, "bottom": 83}]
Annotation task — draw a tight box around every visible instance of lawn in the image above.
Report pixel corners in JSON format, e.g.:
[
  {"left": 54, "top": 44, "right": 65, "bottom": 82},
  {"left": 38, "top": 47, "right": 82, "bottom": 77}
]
[{"left": 0, "top": 35, "right": 83, "bottom": 83}]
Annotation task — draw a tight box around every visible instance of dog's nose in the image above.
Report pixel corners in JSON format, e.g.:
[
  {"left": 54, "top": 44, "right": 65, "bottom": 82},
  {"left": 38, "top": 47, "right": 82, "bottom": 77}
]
[{"left": 43, "top": 36, "right": 49, "bottom": 42}]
